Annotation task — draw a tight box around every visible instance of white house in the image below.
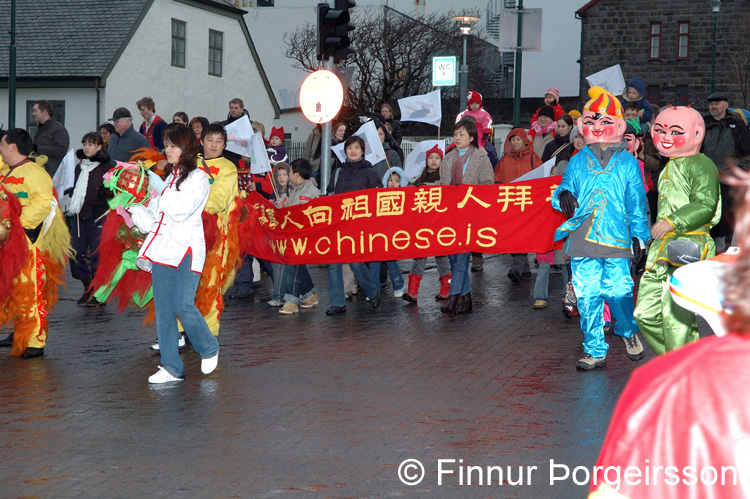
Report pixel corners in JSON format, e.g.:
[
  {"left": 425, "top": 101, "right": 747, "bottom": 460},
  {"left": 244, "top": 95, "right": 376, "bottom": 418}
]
[{"left": 0, "top": 0, "right": 279, "bottom": 148}]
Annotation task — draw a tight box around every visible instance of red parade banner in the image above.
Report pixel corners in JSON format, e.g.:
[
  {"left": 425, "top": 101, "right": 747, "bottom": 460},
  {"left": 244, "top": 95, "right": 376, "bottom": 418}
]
[{"left": 242, "top": 176, "right": 567, "bottom": 265}]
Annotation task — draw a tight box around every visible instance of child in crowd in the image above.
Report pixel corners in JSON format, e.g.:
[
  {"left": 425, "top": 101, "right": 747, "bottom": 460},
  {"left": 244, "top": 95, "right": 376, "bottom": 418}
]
[
  {"left": 267, "top": 126, "right": 289, "bottom": 167},
  {"left": 568, "top": 110, "right": 581, "bottom": 126},
  {"left": 403, "top": 145, "right": 452, "bottom": 303},
  {"left": 367, "top": 168, "right": 407, "bottom": 298},
  {"left": 455, "top": 90, "right": 493, "bottom": 148},
  {"left": 278, "top": 159, "right": 321, "bottom": 315},
  {"left": 618, "top": 76, "right": 653, "bottom": 125},
  {"left": 268, "top": 162, "right": 292, "bottom": 308},
  {"left": 529, "top": 88, "right": 565, "bottom": 140},
  {"left": 63, "top": 132, "right": 114, "bottom": 307}
]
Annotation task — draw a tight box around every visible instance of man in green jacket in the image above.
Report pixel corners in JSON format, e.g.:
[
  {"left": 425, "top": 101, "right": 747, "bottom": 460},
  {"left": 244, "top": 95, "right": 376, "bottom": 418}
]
[{"left": 634, "top": 106, "right": 722, "bottom": 355}]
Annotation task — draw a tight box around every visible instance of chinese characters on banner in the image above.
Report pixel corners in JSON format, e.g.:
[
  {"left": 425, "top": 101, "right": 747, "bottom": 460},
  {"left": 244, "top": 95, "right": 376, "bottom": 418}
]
[{"left": 240, "top": 176, "right": 566, "bottom": 265}]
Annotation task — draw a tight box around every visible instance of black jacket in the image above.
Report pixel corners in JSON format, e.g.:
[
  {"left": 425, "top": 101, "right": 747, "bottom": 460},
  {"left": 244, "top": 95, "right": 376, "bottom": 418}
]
[
  {"left": 326, "top": 158, "right": 381, "bottom": 195},
  {"left": 542, "top": 133, "right": 570, "bottom": 163},
  {"left": 33, "top": 116, "right": 70, "bottom": 177},
  {"left": 66, "top": 149, "right": 114, "bottom": 220},
  {"left": 702, "top": 113, "right": 750, "bottom": 169}
]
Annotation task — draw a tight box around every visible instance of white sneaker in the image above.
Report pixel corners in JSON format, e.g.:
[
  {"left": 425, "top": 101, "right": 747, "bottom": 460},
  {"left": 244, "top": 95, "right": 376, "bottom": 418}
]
[
  {"left": 394, "top": 287, "right": 404, "bottom": 298},
  {"left": 148, "top": 366, "right": 184, "bottom": 384},
  {"left": 267, "top": 299, "right": 284, "bottom": 307},
  {"left": 201, "top": 353, "right": 219, "bottom": 374},
  {"left": 150, "top": 334, "right": 186, "bottom": 351}
]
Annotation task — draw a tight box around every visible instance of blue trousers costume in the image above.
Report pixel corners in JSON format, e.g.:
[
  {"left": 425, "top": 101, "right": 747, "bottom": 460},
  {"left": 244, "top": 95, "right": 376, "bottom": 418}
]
[{"left": 572, "top": 257, "right": 638, "bottom": 357}]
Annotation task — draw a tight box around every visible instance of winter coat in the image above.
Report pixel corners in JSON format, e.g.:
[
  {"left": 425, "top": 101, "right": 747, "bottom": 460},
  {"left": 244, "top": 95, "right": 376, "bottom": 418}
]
[
  {"left": 413, "top": 169, "right": 441, "bottom": 186},
  {"left": 302, "top": 127, "right": 322, "bottom": 171},
  {"left": 495, "top": 128, "right": 543, "bottom": 183},
  {"left": 530, "top": 103, "right": 565, "bottom": 130},
  {"left": 439, "top": 147, "right": 494, "bottom": 186},
  {"left": 532, "top": 132, "right": 554, "bottom": 160},
  {"left": 32, "top": 116, "right": 70, "bottom": 177},
  {"left": 267, "top": 145, "right": 289, "bottom": 166},
  {"left": 139, "top": 115, "right": 167, "bottom": 150},
  {"left": 542, "top": 133, "right": 571, "bottom": 163},
  {"left": 618, "top": 77, "right": 654, "bottom": 124},
  {"left": 107, "top": 125, "right": 150, "bottom": 163},
  {"left": 68, "top": 149, "right": 113, "bottom": 220},
  {"left": 455, "top": 108, "right": 494, "bottom": 148},
  {"left": 384, "top": 117, "right": 403, "bottom": 146},
  {"left": 326, "top": 158, "right": 382, "bottom": 195},
  {"left": 287, "top": 178, "right": 320, "bottom": 207},
  {"left": 701, "top": 112, "right": 750, "bottom": 170},
  {"left": 132, "top": 167, "right": 210, "bottom": 273}
]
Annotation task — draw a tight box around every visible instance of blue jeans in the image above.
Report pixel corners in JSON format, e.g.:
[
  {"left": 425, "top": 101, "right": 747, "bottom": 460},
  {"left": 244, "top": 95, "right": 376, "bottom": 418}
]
[
  {"left": 271, "top": 262, "right": 289, "bottom": 302},
  {"left": 533, "top": 262, "right": 550, "bottom": 300},
  {"left": 448, "top": 252, "right": 472, "bottom": 295},
  {"left": 369, "top": 261, "right": 404, "bottom": 294},
  {"left": 282, "top": 264, "right": 315, "bottom": 304},
  {"left": 152, "top": 256, "right": 219, "bottom": 378},
  {"left": 328, "top": 262, "right": 378, "bottom": 307}
]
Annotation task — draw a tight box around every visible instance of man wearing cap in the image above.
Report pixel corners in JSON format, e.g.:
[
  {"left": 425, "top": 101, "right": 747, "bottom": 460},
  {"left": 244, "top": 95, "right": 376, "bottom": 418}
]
[
  {"left": 107, "top": 107, "right": 151, "bottom": 163},
  {"left": 701, "top": 91, "right": 750, "bottom": 249},
  {"left": 31, "top": 99, "right": 70, "bottom": 177}
]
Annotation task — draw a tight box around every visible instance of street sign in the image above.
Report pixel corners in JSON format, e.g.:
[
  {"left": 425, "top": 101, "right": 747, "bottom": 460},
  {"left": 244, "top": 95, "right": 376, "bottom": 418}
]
[
  {"left": 299, "top": 70, "right": 344, "bottom": 124},
  {"left": 498, "top": 8, "right": 542, "bottom": 52},
  {"left": 432, "top": 56, "right": 457, "bottom": 86}
]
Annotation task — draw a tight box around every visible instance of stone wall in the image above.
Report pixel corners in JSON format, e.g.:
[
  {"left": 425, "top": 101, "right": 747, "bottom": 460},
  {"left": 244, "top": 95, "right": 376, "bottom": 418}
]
[{"left": 579, "top": 0, "right": 750, "bottom": 112}]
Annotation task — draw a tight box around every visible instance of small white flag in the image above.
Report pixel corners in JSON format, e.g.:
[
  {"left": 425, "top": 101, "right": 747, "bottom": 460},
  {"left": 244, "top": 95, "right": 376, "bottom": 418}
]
[
  {"left": 223, "top": 115, "right": 254, "bottom": 158},
  {"left": 512, "top": 157, "right": 556, "bottom": 182},
  {"left": 52, "top": 148, "right": 76, "bottom": 196},
  {"left": 403, "top": 140, "right": 445, "bottom": 181},
  {"left": 585, "top": 64, "right": 627, "bottom": 97},
  {"left": 398, "top": 89, "right": 442, "bottom": 126},
  {"left": 248, "top": 132, "right": 272, "bottom": 174},
  {"left": 331, "top": 120, "right": 387, "bottom": 166}
]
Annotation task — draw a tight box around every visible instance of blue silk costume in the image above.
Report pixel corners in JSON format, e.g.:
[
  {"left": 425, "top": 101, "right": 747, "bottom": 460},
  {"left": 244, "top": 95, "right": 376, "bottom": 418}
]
[{"left": 552, "top": 146, "right": 650, "bottom": 358}]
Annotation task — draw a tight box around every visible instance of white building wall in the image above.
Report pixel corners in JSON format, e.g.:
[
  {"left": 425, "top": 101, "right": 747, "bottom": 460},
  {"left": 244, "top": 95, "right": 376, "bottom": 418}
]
[
  {"left": 104, "top": 0, "right": 276, "bottom": 133},
  {"left": 0, "top": 87, "right": 98, "bottom": 149}
]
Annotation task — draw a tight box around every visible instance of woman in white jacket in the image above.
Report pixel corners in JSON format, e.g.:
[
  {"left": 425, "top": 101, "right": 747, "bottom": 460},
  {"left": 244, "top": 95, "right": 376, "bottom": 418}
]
[{"left": 131, "top": 125, "right": 219, "bottom": 383}]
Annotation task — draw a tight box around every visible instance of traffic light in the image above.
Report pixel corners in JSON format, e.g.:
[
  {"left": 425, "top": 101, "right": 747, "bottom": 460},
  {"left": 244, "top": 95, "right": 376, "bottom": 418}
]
[{"left": 316, "top": 1, "right": 356, "bottom": 63}]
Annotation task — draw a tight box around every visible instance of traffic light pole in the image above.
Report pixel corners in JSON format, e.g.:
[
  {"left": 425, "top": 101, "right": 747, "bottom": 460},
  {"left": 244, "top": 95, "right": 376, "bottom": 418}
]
[{"left": 320, "top": 55, "right": 334, "bottom": 196}]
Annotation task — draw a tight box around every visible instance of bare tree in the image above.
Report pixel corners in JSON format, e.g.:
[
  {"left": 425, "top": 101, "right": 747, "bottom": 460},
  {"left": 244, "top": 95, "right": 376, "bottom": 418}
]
[{"left": 283, "top": 6, "right": 499, "bottom": 117}]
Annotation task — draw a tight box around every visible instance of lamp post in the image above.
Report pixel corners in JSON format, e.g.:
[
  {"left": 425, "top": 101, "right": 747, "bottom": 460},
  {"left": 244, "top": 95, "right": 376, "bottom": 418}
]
[
  {"left": 710, "top": 0, "right": 720, "bottom": 94},
  {"left": 451, "top": 15, "right": 480, "bottom": 111},
  {"left": 8, "top": 0, "right": 16, "bottom": 128}
]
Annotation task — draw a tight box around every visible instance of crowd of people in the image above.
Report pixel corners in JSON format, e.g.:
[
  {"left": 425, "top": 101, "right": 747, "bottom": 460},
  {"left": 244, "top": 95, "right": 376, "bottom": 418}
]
[{"left": 1, "top": 78, "right": 749, "bottom": 382}]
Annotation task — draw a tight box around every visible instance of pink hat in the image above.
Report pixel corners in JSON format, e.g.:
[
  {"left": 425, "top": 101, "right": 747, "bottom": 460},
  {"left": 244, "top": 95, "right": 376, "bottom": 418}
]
[{"left": 545, "top": 88, "right": 560, "bottom": 102}]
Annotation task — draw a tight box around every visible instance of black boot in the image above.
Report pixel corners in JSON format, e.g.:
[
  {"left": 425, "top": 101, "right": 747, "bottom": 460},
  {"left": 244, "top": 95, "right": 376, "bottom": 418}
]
[
  {"left": 440, "top": 294, "right": 459, "bottom": 316},
  {"left": 455, "top": 293, "right": 473, "bottom": 315},
  {"left": 77, "top": 279, "right": 92, "bottom": 306}
]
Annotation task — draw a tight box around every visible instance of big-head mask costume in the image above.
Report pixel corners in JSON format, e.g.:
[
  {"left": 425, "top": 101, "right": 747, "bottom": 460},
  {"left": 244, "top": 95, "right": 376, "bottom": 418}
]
[
  {"left": 651, "top": 105, "right": 705, "bottom": 157},
  {"left": 578, "top": 86, "right": 626, "bottom": 145}
]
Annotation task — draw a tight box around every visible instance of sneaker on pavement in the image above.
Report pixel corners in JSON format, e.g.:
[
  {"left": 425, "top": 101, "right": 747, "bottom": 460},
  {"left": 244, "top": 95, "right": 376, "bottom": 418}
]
[
  {"left": 150, "top": 334, "right": 187, "bottom": 351},
  {"left": 201, "top": 353, "right": 219, "bottom": 375},
  {"left": 267, "top": 299, "right": 284, "bottom": 307},
  {"left": 279, "top": 301, "right": 299, "bottom": 315},
  {"left": 576, "top": 354, "right": 606, "bottom": 370},
  {"left": 623, "top": 334, "right": 644, "bottom": 361},
  {"left": 393, "top": 287, "right": 404, "bottom": 298},
  {"left": 148, "top": 366, "right": 184, "bottom": 384},
  {"left": 300, "top": 293, "right": 318, "bottom": 309},
  {"left": 533, "top": 300, "right": 547, "bottom": 310}
]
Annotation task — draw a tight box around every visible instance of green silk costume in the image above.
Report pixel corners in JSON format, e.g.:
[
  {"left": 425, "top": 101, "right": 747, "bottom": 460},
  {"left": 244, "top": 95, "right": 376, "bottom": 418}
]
[{"left": 634, "top": 153, "right": 721, "bottom": 354}]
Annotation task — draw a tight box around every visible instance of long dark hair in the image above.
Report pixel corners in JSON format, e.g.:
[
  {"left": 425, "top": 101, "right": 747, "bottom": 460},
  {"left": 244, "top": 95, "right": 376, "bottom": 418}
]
[{"left": 164, "top": 125, "right": 199, "bottom": 191}]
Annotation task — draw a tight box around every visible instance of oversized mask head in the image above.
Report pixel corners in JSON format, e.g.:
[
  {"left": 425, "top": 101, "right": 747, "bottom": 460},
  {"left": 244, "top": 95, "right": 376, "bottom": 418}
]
[
  {"left": 578, "top": 86, "right": 626, "bottom": 144},
  {"left": 651, "top": 106, "right": 705, "bottom": 157}
]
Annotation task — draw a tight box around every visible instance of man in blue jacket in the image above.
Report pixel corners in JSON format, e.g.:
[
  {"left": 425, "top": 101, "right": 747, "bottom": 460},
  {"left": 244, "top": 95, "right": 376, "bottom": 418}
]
[{"left": 552, "top": 87, "right": 650, "bottom": 370}]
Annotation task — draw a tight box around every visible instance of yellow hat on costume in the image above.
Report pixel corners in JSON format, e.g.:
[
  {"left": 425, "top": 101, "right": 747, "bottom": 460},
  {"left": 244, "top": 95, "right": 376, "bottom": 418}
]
[{"left": 583, "top": 86, "right": 623, "bottom": 118}]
